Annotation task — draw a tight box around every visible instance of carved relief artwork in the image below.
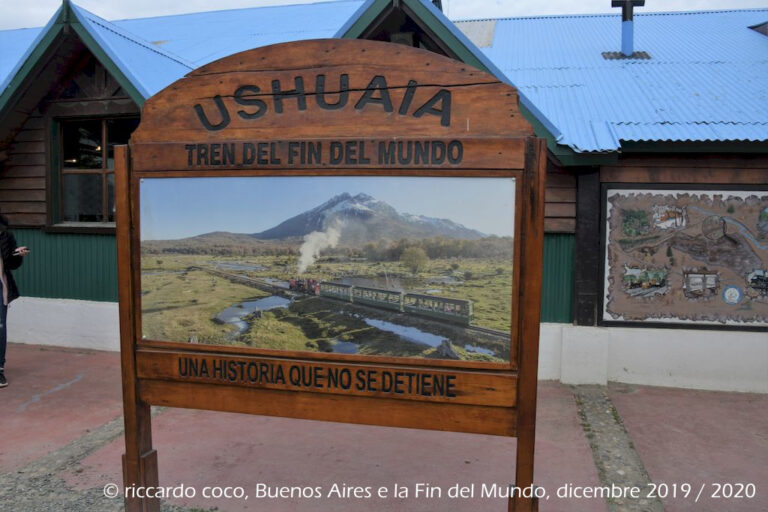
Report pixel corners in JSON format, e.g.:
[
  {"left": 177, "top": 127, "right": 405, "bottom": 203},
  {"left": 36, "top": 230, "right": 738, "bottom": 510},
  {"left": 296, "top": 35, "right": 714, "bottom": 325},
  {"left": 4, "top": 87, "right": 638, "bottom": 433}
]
[{"left": 603, "top": 188, "right": 768, "bottom": 326}]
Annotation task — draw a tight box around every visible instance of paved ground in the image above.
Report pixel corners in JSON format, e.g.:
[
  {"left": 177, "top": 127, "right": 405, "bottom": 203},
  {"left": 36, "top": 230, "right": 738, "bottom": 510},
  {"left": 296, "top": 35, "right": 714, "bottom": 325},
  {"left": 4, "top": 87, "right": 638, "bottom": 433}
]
[{"left": 1, "top": 343, "right": 766, "bottom": 511}]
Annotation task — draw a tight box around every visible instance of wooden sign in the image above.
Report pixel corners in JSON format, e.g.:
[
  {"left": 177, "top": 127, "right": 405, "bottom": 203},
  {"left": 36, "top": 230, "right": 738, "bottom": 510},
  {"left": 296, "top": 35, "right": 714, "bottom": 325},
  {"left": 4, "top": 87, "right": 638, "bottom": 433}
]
[{"left": 118, "top": 39, "right": 545, "bottom": 512}]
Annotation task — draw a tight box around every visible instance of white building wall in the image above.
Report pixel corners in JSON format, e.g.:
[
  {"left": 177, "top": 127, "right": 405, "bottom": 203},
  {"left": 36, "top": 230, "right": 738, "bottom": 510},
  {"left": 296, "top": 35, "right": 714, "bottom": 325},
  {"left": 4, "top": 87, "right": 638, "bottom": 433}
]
[
  {"left": 538, "top": 323, "right": 767, "bottom": 393},
  {"left": 8, "top": 298, "right": 767, "bottom": 393},
  {"left": 8, "top": 297, "right": 120, "bottom": 352}
]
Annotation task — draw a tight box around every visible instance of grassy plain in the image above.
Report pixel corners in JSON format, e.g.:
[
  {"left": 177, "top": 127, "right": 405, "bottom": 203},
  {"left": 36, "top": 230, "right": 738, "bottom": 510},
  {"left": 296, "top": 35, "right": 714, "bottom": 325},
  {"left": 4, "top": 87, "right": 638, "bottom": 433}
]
[
  {"left": 140, "top": 253, "right": 512, "bottom": 360},
  {"left": 141, "top": 265, "right": 269, "bottom": 344}
]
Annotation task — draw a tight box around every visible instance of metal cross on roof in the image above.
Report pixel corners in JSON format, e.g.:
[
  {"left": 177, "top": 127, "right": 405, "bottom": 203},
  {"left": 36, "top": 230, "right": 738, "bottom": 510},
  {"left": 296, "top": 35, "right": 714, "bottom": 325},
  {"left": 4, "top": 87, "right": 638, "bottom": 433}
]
[{"left": 611, "top": 0, "right": 645, "bottom": 22}]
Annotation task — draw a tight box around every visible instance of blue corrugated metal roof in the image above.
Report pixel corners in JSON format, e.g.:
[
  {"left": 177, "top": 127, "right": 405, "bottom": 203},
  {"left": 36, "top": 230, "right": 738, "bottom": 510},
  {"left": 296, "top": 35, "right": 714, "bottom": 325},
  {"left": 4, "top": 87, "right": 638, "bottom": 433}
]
[
  {"left": 0, "top": 0, "right": 364, "bottom": 102},
  {"left": 410, "top": 0, "right": 565, "bottom": 144},
  {"left": 471, "top": 9, "right": 768, "bottom": 152},
  {"left": 0, "top": 27, "right": 42, "bottom": 90},
  {"left": 0, "top": 4, "right": 59, "bottom": 98},
  {"left": 112, "top": 0, "right": 365, "bottom": 67},
  {"left": 70, "top": 4, "right": 195, "bottom": 98},
  {"left": 1, "top": 3, "right": 766, "bottom": 153}
]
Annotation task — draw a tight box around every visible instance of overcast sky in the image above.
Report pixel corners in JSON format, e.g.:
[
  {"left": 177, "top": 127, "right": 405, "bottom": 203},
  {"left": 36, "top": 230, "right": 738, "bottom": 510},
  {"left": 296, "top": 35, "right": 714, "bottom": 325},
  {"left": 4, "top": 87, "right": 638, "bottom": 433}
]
[{"left": 1, "top": 0, "right": 766, "bottom": 30}]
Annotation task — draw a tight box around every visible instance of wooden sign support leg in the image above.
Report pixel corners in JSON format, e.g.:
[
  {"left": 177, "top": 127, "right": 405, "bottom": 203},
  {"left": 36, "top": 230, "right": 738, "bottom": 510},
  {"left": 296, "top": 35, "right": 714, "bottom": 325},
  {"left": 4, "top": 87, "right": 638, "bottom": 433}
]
[
  {"left": 122, "top": 403, "right": 159, "bottom": 512},
  {"left": 509, "top": 138, "right": 546, "bottom": 512},
  {"left": 510, "top": 424, "right": 538, "bottom": 512},
  {"left": 116, "top": 145, "right": 160, "bottom": 512}
]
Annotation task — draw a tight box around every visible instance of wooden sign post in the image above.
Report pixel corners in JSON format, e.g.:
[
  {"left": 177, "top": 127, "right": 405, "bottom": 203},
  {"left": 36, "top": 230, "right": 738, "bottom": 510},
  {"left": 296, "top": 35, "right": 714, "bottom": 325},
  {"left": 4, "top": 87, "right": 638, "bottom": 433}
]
[{"left": 117, "top": 39, "right": 545, "bottom": 512}]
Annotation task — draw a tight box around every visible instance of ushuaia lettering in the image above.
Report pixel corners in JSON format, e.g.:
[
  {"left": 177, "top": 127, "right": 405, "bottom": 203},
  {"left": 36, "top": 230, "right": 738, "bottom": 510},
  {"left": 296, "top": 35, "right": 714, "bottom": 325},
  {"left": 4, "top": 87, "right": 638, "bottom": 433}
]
[{"left": 193, "top": 74, "right": 452, "bottom": 131}]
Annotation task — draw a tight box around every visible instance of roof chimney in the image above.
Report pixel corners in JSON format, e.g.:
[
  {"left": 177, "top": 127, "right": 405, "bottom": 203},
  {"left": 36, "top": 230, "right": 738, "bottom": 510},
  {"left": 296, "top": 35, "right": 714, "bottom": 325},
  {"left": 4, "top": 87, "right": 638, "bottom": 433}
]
[{"left": 612, "top": 0, "right": 644, "bottom": 57}]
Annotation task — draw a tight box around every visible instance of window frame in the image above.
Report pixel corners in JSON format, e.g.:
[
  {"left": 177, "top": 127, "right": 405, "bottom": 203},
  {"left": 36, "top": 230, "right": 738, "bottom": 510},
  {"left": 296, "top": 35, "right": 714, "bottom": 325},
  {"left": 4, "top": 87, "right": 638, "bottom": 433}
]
[{"left": 47, "top": 114, "right": 139, "bottom": 234}]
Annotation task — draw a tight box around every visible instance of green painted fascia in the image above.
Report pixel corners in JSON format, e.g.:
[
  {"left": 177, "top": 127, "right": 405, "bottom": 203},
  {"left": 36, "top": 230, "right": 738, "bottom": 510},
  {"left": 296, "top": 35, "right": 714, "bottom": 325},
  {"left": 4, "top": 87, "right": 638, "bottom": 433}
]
[
  {"left": 69, "top": 21, "right": 145, "bottom": 107},
  {"left": 341, "top": 0, "right": 390, "bottom": 39},
  {"left": 517, "top": 102, "right": 616, "bottom": 166},
  {"left": 556, "top": 139, "right": 768, "bottom": 164},
  {"left": 620, "top": 140, "right": 768, "bottom": 154},
  {"left": 555, "top": 152, "right": 616, "bottom": 167}
]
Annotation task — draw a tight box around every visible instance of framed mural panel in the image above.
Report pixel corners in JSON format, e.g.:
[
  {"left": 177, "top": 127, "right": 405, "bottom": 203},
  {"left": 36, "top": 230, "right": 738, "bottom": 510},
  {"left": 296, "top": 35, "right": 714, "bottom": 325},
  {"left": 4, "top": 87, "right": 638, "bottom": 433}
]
[
  {"left": 139, "top": 175, "right": 518, "bottom": 365},
  {"left": 601, "top": 184, "right": 768, "bottom": 328}
]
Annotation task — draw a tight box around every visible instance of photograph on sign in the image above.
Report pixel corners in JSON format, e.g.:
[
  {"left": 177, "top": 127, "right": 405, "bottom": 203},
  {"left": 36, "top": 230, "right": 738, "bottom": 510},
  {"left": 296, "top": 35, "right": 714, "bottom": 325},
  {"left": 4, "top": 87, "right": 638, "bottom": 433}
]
[
  {"left": 140, "top": 176, "right": 516, "bottom": 362},
  {"left": 603, "top": 187, "right": 768, "bottom": 326}
]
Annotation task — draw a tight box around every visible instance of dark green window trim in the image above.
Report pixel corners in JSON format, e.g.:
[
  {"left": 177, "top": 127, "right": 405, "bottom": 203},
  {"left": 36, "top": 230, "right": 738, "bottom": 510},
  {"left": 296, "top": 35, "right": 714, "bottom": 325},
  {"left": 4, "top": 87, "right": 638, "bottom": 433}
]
[{"left": 47, "top": 114, "right": 138, "bottom": 234}]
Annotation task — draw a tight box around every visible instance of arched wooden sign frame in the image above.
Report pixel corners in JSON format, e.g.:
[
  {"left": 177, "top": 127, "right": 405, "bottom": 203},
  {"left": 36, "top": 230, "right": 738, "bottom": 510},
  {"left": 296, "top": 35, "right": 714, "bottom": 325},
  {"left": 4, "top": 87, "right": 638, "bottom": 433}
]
[{"left": 117, "top": 39, "right": 545, "bottom": 512}]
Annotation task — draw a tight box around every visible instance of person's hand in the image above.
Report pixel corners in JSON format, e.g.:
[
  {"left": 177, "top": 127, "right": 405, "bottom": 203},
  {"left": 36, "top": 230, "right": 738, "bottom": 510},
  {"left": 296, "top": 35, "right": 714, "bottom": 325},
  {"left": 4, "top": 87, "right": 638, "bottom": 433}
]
[{"left": 13, "top": 246, "right": 30, "bottom": 257}]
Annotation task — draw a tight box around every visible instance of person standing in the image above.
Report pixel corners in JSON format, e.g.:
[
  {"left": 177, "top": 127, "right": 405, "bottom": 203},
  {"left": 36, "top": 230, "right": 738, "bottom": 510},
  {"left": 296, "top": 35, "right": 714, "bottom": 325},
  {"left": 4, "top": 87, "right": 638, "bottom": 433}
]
[{"left": 0, "top": 214, "right": 29, "bottom": 388}]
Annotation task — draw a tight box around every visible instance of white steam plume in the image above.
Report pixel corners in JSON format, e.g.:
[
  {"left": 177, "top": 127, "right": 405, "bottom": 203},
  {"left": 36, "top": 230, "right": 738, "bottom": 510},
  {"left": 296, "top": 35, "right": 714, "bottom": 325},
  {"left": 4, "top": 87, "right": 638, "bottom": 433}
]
[{"left": 297, "top": 222, "right": 342, "bottom": 274}]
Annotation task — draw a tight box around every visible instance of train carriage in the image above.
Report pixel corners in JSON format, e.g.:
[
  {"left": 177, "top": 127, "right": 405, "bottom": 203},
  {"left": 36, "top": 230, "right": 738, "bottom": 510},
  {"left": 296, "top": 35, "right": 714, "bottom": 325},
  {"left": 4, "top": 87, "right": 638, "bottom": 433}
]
[
  {"left": 318, "top": 281, "right": 354, "bottom": 302},
  {"left": 352, "top": 286, "right": 404, "bottom": 311},
  {"left": 403, "top": 293, "right": 473, "bottom": 326},
  {"left": 312, "top": 280, "right": 474, "bottom": 326}
]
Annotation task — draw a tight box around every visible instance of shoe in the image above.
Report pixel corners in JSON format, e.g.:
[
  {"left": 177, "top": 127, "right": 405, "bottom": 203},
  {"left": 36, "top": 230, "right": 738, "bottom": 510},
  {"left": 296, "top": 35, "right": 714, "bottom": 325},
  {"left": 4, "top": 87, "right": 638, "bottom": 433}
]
[{"left": 0, "top": 370, "right": 7, "bottom": 388}]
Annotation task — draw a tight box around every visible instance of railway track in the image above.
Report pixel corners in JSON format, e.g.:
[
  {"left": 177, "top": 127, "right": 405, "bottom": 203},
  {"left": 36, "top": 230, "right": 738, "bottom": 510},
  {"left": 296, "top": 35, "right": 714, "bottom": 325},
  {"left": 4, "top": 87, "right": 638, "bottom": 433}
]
[
  {"left": 193, "top": 266, "right": 289, "bottom": 293},
  {"left": 466, "top": 325, "right": 510, "bottom": 338}
]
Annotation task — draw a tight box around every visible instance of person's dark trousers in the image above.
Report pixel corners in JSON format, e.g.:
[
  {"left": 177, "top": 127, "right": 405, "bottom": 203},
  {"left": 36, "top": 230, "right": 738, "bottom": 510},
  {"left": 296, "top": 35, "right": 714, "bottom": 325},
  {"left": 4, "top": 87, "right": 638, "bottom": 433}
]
[{"left": 0, "top": 284, "right": 6, "bottom": 369}]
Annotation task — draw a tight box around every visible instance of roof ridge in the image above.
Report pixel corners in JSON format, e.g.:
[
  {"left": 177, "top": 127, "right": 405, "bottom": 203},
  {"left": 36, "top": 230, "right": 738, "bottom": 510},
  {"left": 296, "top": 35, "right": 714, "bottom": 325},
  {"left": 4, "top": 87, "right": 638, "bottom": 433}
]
[
  {"left": 74, "top": 6, "right": 194, "bottom": 69},
  {"left": 111, "top": 0, "right": 360, "bottom": 25},
  {"left": 614, "top": 121, "right": 768, "bottom": 126},
  {"left": 453, "top": 8, "right": 768, "bottom": 24},
  {"left": 0, "top": 27, "right": 43, "bottom": 34},
  {"left": 507, "top": 59, "right": 768, "bottom": 71},
  {"left": 5, "top": 5, "right": 764, "bottom": 33}
]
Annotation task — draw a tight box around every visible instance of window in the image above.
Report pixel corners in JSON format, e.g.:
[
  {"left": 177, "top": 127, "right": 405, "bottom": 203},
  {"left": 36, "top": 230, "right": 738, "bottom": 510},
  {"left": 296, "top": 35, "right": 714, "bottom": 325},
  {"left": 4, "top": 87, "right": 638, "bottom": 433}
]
[{"left": 58, "top": 117, "right": 139, "bottom": 223}]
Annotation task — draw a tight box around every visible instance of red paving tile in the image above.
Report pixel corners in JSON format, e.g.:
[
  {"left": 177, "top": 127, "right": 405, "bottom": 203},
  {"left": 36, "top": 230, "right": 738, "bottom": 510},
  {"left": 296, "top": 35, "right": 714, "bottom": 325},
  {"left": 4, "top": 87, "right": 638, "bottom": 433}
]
[
  {"left": 65, "top": 382, "right": 607, "bottom": 512},
  {"left": 609, "top": 383, "right": 768, "bottom": 512},
  {"left": 0, "top": 344, "right": 123, "bottom": 472},
  {"left": 7, "top": 346, "right": 765, "bottom": 512}
]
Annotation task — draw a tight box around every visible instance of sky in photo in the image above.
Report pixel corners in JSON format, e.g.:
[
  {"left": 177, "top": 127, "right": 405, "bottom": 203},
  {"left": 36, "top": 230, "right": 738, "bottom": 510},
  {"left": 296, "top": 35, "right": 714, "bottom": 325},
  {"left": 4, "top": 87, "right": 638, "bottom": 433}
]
[{"left": 140, "top": 176, "right": 516, "bottom": 240}]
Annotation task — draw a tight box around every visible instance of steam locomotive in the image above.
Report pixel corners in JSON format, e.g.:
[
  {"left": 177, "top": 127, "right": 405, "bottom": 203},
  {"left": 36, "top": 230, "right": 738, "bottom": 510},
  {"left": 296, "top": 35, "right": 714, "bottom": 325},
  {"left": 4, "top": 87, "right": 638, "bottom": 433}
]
[{"left": 288, "top": 278, "right": 320, "bottom": 295}]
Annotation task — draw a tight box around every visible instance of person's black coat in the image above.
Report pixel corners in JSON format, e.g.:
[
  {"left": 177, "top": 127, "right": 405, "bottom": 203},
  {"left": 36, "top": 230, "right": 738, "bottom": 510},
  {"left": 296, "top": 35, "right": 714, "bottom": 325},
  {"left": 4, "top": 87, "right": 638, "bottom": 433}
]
[{"left": 0, "top": 229, "right": 22, "bottom": 303}]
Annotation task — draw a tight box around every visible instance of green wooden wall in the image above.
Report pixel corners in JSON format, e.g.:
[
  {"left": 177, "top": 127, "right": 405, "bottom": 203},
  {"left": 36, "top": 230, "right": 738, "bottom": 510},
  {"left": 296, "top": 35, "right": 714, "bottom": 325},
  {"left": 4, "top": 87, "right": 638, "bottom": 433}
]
[
  {"left": 10, "top": 230, "right": 574, "bottom": 322},
  {"left": 12, "top": 229, "right": 118, "bottom": 302},
  {"left": 540, "top": 233, "right": 574, "bottom": 323}
]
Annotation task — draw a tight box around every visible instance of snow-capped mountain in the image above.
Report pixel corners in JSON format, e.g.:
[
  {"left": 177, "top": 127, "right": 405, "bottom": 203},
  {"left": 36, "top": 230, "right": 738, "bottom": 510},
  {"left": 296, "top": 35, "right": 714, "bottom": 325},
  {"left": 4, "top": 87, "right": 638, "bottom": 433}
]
[{"left": 253, "top": 192, "right": 485, "bottom": 242}]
